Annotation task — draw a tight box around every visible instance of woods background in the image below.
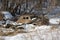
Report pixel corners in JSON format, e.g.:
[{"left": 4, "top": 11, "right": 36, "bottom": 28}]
[{"left": 0, "top": 0, "right": 60, "bottom": 16}]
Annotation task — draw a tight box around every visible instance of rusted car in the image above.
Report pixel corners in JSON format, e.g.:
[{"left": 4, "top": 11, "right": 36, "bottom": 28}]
[{"left": 16, "top": 13, "right": 37, "bottom": 24}]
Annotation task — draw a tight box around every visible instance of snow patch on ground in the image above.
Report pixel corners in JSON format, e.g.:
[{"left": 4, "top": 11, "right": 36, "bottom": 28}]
[
  {"left": 35, "top": 25, "right": 52, "bottom": 30},
  {"left": 49, "top": 18, "right": 60, "bottom": 24},
  {"left": 0, "top": 25, "right": 60, "bottom": 40},
  {"left": 1, "top": 11, "right": 13, "bottom": 20}
]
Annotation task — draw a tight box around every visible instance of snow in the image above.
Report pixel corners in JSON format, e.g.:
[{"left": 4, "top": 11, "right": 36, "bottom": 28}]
[
  {"left": 35, "top": 25, "right": 52, "bottom": 30},
  {"left": 11, "top": 22, "right": 23, "bottom": 25},
  {"left": 0, "top": 25, "right": 60, "bottom": 40},
  {"left": 1, "top": 11, "right": 13, "bottom": 20},
  {"left": 0, "top": 21, "right": 4, "bottom": 25},
  {"left": 3, "top": 34, "right": 27, "bottom": 40},
  {"left": 32, "top": 18, "right": 36, "bottom": 20},
  {"left": 24, "top": 24, "right": 36, "bottom": 32},
  {"left": 49, "top": 18, "right": 60, "bottom": 24},
  {"left": 0, "top": 28, "right": 14, "bottom": 33}
]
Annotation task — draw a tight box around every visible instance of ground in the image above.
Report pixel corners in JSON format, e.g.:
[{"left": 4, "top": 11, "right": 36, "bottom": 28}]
[{"left": 0, "top": 24, "right": 60, "bottom": 40}]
